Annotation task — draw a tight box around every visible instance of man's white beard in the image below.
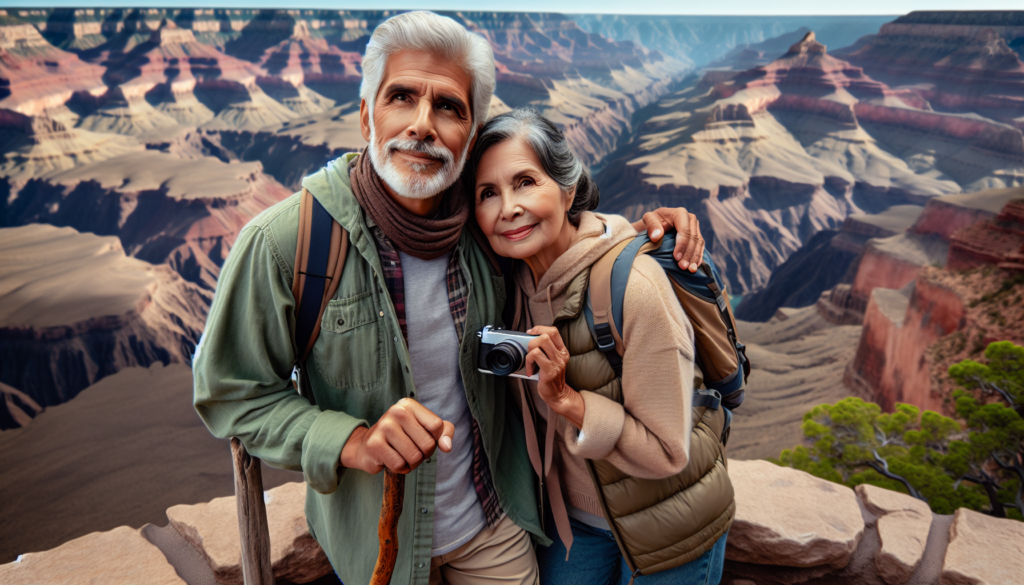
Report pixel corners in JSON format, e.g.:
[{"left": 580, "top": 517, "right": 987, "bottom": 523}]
[{"left": 368, "top": 123, "right": 470, "bottom": 200}]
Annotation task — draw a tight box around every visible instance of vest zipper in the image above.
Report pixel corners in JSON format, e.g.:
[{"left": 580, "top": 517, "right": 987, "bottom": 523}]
[{"left": 628, "top": 568, "right": 642, "bottom": 585}]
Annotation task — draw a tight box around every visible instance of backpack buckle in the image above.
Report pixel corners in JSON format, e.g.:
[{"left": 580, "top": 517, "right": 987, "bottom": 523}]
[
  {"left": 593, "top": 322, "right": 617, "bottom": 353},
  {"left": 693, "top": 388, "right": 722, "bottom": 410}
]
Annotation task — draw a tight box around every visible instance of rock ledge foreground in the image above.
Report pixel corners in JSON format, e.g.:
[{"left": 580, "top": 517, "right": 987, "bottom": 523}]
[{"left": 1, "top": 459, "right": 1021, "bottom": 585}]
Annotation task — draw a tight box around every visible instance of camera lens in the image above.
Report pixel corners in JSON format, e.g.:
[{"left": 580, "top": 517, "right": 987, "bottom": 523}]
[{"left": 485, "top": 341, "right": 526, "bottom": 376}]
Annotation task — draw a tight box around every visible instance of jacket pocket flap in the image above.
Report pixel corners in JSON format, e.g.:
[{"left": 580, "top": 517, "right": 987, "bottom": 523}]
[{"left": 321, "top": 291, "right": 376, "bottom": 334}]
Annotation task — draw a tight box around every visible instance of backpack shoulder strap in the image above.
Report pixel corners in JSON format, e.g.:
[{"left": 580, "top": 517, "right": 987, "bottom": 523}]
[
  {"left": 584, "top": 236, "right": 640, "bottom": 378},
  {"left": 292, "top": 188, "right": 348, "bottom": 390}
]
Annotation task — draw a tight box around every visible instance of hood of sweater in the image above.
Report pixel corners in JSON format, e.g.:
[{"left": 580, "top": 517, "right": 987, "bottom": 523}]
[{"left": 514, "top": 211, "right": 638, "bottom": 326}]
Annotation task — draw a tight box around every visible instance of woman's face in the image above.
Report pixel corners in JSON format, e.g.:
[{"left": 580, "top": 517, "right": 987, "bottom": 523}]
[{"left": 474, "top": 136, "right": 573, "bottom": 261}]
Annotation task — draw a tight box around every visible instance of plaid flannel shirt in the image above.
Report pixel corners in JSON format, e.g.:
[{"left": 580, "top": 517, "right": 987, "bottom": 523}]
[{"left": 371, "top": 226, "right": 503, "bottom": 528}]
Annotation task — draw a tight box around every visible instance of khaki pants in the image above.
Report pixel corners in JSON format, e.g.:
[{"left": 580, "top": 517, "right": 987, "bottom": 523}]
[{"left": 429, "top": 515, "right": 539, "bottom": 585}]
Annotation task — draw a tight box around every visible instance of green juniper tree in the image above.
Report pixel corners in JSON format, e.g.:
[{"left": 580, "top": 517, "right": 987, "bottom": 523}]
[
  {"left": 946, "top": 341, "right": 1024, "bottom": 518},
  {"left": 773, "top": 341, "right": 1023, "bottom": 520}
]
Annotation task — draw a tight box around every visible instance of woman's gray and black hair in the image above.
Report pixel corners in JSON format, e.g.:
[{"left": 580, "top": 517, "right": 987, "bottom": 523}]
[{"left": 470, "top": 108, "right": 600, "bottom": 226}]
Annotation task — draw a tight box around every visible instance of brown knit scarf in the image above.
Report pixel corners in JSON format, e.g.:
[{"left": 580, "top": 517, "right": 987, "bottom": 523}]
[{"left": 350, "top": 148, "right": 470, "bottom": 260}]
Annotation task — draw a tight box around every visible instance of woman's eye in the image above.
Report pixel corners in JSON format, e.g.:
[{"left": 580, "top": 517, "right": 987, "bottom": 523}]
[
  {"left": 519, "top": 178, "right": 534, "bottom": 188},
  {"left": 478, "top": 190, "right": 495, "bottom": 200}
]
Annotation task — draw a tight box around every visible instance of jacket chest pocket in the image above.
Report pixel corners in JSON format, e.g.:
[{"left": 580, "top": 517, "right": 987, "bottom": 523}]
[{"left": 312, "top": 291, "right": 386, "bottom": 392}]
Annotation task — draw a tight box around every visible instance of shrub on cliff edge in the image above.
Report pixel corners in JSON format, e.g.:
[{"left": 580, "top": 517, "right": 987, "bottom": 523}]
[{"left": 773, "top": 342, "right": 1024, "bottom": 520}]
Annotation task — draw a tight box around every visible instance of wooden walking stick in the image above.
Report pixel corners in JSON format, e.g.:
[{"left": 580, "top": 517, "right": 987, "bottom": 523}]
[
  {"left": 231, "top": 437, "right": 273, "bottom": 585},
  {"left": 369, "top": 469, "right": 406, "bottom": 585},
  {"left": 232, "top": 438, "right": 406, "bottom": 585}
]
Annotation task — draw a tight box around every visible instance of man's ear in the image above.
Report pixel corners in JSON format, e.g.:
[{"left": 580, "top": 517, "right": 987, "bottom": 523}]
[{"left": 359, "top": 99, "right": 371, "bottom": 143}]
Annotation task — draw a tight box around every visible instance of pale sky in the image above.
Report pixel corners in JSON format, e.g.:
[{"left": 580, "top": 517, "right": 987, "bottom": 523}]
[{"left": 2, "top": 1, "right": 1019, "bottom": 16}]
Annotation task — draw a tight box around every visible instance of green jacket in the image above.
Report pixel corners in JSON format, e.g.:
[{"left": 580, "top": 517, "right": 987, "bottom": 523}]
[{"left": 193, "top": 153, "right": 547, "bottom": 585}]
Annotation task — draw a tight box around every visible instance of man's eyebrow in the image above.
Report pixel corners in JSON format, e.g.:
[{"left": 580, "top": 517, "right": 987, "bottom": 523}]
[{"left": 381, "top": 83, "right": 418, "bottom": 97}]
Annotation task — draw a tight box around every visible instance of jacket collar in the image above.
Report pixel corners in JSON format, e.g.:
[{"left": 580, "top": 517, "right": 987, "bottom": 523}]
[{"left": 301, "top": 152, "right": 365, "bottom": 234}]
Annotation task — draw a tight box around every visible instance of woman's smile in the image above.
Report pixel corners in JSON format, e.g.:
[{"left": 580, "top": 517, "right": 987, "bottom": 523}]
[{"left": 499, "top": 224, "right": 538, "bottom": 241}]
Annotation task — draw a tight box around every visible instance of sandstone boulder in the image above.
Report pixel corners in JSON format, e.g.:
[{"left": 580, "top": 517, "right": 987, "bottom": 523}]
[
  {"left": 0, "top": 525, "right": 184, "bottom": 585},
  {"left": 167, "top": 481, "right": 330, "bottom": 585},
  {"left": 856, "top": 484, "right": 933, "bottom": 585},
  {"left": 727, "top": 459, "right": 865, "bottom": 568},
  {"left": 941, "top": 507, "right": 1024, "bottom": 585}
]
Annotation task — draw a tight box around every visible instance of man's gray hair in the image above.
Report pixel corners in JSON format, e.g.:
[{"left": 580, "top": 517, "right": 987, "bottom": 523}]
[{"left": 360, "top": 11, "right": 495, "bottom": 130}]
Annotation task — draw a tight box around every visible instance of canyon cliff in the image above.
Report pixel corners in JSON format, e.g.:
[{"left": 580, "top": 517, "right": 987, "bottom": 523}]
[
  {"left": 596, "top": 31, "right": 969, "bottom": 294},
  {"left": 0, "top": 225, "right": 208, "bottom": 408},
  {"left": 844, "top": 189, "right": 1024, "bottom": 414}
]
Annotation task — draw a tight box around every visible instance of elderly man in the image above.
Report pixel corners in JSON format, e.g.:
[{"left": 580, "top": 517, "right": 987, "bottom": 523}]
[{"left": 193, "top": 11, "right": 704, "bottom": 585}]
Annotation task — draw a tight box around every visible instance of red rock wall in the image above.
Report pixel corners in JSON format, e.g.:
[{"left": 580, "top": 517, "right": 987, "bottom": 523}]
[
  {"left": 910, "top": 197, "right": 1001, "bottom": 240},
  {"left": 947, "top": 199, "right": 1024, "bottom": 271},
  {"left": 850, "top": 276, "right": 966, "bottom": 413},
  {"left": 850, "top": 244, "right": 924, "bottom": 307},
  {"left": 854, "top": 102, "right": 1024, "bottom": 158}
]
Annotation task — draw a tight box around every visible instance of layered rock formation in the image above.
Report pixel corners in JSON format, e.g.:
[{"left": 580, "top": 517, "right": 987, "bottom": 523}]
[
  {"left": 837, "top": 12, "right": 1024, "bottom": 125},
  {"left": 0, "top": 111, "right": 144, "bottom": 181},
  {"left": 82, "top": 20, "right": 299, "bottom": 136},
  {"left": 242, "top": 13, "right": 362, "bottom": 107},
  {"left": 0, "top": 22, "right": 105, "bottom": 121},
  {"left": 704, "top": 27, "right": 816, "bottom": 72},
  {"left": 455, "top": 12, "right": 688, "bottom": 166},
  {"left": 844, "top": 189, "right": 1024, "bottom": 413},
  {"left": 947, "top": 197, "right": 1024, "bottom": 270},
  {"left": 841, "top": 187, "right": 1022, "bottom": 324},
  {"left": 738, "top": 204, "right": 923, "bottom": 322},
  {"left": 6, "top": 460, "right": 1023, "bottom": 585},
  {"left": 597, "top": 31, "right": 961, "bottom": 294},
  {"left": 834, "top": 12, "right": 1024, "bottom": 193},
  {"left": 4, "top": 148, "right": 291, "bottom": 289},
  {"left": 0, "top": 225, "right": 207, "bottom": 407}
]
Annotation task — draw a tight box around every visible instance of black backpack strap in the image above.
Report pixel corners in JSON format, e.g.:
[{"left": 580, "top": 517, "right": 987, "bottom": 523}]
[
  {"left": 699, "top": 262, "right": 749, "bottom": 409},
  {"left": 292, "top": 189, "right": 348, "bottom": 406},
  {"left": 295, "top": 195, "right": 334, "bottom": 361}
]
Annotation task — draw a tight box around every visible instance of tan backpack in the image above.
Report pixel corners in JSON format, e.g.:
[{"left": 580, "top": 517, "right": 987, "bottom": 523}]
[{"left": 585, "top": 231, "right": 749, "bottom": 435}]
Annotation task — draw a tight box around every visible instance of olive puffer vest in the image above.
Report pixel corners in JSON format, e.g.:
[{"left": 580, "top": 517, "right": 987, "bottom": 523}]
[{"left": 554, "top": 268, "right": 735, "bottom": 576}]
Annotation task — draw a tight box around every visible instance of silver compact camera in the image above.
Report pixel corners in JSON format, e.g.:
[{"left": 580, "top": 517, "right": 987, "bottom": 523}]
[{"left": 477, "top": 325, "right": 539, "bottom": 380}]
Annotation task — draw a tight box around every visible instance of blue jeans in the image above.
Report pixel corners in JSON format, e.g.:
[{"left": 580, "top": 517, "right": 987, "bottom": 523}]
[{"left": 536, "top": 514, "right": 727, "bottom": 585}]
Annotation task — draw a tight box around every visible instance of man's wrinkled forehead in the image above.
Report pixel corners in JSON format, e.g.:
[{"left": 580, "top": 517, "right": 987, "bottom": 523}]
[{"left": 377, "top": 50, "right": 474, "bottom": 114}]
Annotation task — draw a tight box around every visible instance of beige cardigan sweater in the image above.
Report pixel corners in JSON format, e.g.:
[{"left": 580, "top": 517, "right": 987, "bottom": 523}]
[{"left": 515, "top": 211, "right": 695, "bottom": 520}]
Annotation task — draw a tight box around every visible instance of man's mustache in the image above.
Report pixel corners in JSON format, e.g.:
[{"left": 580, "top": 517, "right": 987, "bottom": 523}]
[{"left": 383, "top": 138, "right": 454, "bottom": 166}]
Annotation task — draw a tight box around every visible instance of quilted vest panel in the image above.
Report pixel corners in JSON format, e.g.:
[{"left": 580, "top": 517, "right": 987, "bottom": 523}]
[{"left": 555, "top": 271, "right": 735, "bottom": 575}]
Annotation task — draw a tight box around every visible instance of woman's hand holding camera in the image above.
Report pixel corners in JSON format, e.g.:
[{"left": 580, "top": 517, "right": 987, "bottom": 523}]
[{"left": 526, "top": 326, "right": 585, "bottom": 428}]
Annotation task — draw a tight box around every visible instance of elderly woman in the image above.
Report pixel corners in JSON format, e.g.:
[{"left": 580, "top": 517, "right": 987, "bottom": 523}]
[{"left": 470, "top": 109, "right": 734, "bottom": 585}]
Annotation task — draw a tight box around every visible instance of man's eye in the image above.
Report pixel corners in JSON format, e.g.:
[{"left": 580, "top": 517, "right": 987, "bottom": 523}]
[
  {"left": 437, "top": 102, "right": 455, "bottom": 112},
  {"left": 394, "top": 94, "right": 408, "bottom": 102}
]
